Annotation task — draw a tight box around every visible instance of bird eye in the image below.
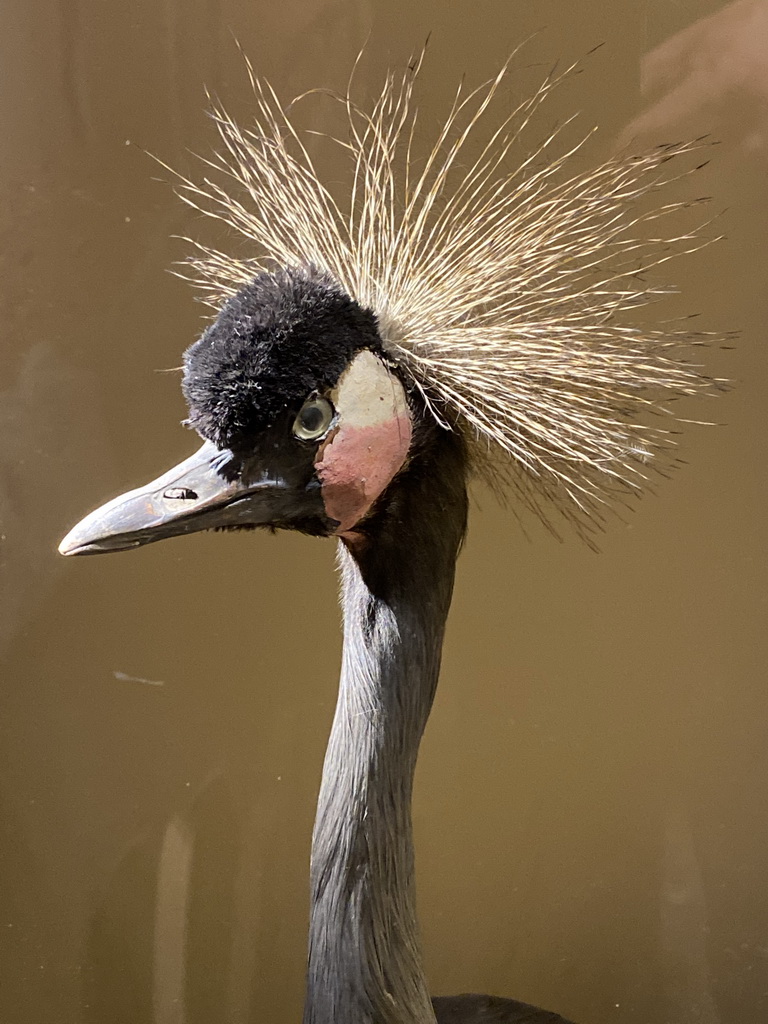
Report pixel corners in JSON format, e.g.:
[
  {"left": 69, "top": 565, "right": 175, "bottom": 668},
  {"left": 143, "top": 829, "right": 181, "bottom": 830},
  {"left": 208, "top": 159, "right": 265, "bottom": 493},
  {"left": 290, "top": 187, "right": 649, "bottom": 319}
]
[{"left": 292, "top": 396, "right": 335, "bottom": 442}]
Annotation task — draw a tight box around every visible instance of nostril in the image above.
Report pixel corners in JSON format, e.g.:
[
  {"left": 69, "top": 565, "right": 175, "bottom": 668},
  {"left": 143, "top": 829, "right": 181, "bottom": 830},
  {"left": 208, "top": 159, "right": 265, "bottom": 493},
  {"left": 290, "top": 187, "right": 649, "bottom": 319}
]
[{"left": 163, "top": 487, "right": 198, "bottom": 500}]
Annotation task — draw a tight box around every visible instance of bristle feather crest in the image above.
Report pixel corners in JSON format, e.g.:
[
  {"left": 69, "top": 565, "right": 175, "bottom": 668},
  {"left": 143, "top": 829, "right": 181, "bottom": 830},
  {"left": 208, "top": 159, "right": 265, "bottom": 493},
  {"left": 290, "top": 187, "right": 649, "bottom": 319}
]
[{"left": 169, "top": 49, "right": 724, "bottom": 533}]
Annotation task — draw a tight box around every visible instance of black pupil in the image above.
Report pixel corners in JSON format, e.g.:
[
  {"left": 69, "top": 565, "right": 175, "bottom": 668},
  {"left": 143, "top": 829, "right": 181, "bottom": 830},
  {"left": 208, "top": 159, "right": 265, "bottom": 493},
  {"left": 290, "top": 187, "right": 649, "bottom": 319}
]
[{"left": 301, "top": 403, "right": 325, "bottom": 433}]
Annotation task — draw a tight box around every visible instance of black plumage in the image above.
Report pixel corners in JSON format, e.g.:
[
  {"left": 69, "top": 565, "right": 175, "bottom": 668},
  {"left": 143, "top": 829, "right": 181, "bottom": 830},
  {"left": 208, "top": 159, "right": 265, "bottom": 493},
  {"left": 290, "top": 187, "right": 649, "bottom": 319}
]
[{"left": 183, "top": 266, "right": 383, "bottom": 453}]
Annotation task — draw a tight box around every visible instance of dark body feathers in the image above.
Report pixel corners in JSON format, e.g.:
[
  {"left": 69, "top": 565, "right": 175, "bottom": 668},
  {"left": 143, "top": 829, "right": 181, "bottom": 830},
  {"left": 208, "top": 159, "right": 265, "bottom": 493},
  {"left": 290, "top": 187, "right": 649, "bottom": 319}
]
[{"left": 433, "top": 994, "right": 576, "bottom": 1023}]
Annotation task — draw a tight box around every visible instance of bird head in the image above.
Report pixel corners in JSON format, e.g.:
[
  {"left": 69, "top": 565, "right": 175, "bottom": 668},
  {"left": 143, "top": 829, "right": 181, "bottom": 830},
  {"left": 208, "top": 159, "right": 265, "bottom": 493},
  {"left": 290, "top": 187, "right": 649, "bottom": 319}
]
[
  {"left": 59, "top": 51, "right": 722, "bottom": 558},
  {"left": 58, "top": 266, "right": 419, "bottom": 555}
]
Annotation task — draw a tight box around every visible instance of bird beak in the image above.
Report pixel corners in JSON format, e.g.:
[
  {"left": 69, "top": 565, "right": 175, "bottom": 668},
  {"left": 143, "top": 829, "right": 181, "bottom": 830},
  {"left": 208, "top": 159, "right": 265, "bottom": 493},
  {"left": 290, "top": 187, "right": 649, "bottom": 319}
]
[{"left": 59, "top": 440, "right": 298, "bottom": 556}]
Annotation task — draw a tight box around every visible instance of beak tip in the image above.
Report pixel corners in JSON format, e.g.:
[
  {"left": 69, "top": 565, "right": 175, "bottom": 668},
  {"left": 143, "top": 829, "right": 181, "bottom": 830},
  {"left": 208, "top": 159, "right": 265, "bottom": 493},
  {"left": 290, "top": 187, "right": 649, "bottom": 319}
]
[
  {"left": 57, "top": 522, "right": 145, "bottom": 556},
  {"left": 58, "top": 529, "right": 91, "bottom": 557},
  {"left": 58, "top": 530, "right": 78, "bottom": 557}
]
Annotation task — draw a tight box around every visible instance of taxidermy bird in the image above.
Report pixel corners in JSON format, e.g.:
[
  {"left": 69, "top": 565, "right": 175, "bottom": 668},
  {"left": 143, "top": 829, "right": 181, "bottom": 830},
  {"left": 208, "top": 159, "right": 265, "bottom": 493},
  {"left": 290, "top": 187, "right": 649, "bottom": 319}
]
[{"left": 59, "top": 50, "right": 720, "bottom": 1024}]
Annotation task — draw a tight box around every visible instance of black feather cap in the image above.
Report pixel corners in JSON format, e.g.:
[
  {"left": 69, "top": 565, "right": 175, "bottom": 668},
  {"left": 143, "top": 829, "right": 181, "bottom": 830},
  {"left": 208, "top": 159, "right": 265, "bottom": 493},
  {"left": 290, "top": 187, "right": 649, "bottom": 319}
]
[{"left": 182, "top": 266, "right": 384, "bottom": 452}]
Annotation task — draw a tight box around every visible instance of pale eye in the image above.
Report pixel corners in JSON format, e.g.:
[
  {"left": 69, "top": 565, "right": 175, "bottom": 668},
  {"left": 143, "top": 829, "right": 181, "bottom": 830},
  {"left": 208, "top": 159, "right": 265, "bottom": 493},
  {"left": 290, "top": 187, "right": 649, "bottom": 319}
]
[{"left": 292, "top": 396, "right": 335, "bottom": 442}]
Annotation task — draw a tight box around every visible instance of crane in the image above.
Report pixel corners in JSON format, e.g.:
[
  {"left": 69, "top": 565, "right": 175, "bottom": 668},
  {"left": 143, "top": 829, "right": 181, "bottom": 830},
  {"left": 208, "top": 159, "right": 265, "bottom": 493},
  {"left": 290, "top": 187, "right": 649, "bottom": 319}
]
[{"left": 59, "top": 50, "right": 720, "bottom": 1024}]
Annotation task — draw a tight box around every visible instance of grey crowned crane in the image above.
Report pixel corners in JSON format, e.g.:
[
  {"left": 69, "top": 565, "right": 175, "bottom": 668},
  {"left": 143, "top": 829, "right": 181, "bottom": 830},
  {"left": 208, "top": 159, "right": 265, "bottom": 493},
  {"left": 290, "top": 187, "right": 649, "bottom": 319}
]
[{"left": 59, "top": 51, "right": 720, "bottom": 1024}]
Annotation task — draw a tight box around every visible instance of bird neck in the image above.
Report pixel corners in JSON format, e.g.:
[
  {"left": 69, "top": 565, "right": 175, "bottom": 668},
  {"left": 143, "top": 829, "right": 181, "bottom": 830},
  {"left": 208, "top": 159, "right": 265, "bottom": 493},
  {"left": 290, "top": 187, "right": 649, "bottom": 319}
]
[{"left": 304, "top": 431, "right": 468, "bottom": 1024}]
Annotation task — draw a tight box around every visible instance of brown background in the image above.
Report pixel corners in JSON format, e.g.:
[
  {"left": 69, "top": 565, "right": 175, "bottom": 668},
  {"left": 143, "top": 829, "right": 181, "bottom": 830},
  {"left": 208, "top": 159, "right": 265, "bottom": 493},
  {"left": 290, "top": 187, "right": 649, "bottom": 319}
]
[{"left": 0, "top": 1, "right": 765, "bottom": 1022}]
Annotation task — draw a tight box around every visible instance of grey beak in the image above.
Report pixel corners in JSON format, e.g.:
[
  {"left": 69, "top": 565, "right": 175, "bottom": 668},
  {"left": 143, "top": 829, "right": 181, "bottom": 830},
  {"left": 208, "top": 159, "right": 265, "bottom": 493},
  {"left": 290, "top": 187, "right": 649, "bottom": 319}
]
[{"left": 59, "top": 440, "right": 290, "bottom": 556}]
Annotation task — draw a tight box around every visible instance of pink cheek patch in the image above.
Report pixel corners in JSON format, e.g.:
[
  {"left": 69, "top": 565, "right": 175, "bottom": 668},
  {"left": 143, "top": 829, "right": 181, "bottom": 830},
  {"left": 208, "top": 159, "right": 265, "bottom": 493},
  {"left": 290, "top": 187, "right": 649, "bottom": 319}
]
[
  {"left": 313, "top": 350, "right": 412, "bottom": 535},
  {"left": 315, "top": 415, "right": 412, "bottom": 534}
]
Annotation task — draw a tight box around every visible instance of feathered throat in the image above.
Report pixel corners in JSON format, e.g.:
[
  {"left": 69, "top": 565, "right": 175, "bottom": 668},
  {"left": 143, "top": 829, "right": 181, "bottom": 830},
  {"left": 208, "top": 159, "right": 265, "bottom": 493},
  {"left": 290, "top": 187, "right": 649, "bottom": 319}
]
[{"left": 166, "top": 46, "right": 725, "bottom": 538}]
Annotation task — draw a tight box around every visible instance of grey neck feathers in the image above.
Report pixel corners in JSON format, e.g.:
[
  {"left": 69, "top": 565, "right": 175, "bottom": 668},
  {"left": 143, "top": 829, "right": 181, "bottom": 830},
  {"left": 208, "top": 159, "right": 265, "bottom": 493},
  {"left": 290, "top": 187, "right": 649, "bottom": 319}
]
[{"left": 304, "top": 430, "right": 468, "bottom": 1024}]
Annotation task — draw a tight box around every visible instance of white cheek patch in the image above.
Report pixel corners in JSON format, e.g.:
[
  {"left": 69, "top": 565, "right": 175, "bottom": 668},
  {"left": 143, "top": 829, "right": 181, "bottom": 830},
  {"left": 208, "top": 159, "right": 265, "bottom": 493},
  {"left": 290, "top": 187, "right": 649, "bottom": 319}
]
[{"left": 314, "top": 350, "right": 412, "bottom": 535}]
